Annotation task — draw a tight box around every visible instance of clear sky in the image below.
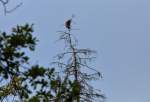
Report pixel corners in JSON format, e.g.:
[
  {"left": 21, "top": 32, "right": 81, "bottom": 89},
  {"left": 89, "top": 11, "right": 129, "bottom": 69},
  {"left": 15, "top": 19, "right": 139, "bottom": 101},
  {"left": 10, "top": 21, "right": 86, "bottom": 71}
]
[{"left": 0, "top": 0, "right": 150, "bottom": 102}]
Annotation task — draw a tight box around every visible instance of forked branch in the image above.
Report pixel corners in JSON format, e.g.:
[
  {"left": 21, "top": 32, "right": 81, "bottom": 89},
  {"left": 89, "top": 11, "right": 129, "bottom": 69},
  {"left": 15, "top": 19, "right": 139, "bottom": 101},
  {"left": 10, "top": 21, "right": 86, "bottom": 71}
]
[{"left": 0, "top": 0, "right": 22, "bottom": 15}]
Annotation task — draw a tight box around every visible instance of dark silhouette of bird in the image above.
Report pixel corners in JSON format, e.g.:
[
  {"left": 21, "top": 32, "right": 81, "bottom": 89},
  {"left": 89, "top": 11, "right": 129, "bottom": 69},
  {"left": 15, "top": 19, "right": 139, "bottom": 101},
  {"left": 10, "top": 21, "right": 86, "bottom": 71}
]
[{"left": 65, "top": 19, "right": 72, "bottom": 30}]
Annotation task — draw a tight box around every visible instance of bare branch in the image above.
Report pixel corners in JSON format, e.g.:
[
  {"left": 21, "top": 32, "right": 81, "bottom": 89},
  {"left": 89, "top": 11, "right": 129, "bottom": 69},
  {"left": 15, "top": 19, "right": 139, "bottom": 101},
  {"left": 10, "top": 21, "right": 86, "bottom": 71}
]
[{"left": 0, "top": 0, "right": 22, "bottom": 15}]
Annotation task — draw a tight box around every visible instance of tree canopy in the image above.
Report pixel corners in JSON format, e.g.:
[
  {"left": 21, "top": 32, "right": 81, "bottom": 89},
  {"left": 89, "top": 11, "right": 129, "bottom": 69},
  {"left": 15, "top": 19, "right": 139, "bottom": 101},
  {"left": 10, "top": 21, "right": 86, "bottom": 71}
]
[{"left": 0, "top": 21, "right": 105, "bottom": 101}]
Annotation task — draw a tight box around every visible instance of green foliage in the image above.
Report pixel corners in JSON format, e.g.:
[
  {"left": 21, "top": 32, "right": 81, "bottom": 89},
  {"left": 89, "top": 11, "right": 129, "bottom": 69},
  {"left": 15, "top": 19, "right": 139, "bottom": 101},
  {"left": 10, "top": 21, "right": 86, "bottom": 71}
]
[{"left": 0, "top": 24, "right": 37, "bottom": 79}]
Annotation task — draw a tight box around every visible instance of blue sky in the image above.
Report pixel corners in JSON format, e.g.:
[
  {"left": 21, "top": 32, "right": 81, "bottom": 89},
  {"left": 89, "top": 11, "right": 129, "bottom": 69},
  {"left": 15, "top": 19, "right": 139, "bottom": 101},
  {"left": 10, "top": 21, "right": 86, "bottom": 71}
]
[{"left": 0, "top": 0, "right": 150, "bottom": 102}]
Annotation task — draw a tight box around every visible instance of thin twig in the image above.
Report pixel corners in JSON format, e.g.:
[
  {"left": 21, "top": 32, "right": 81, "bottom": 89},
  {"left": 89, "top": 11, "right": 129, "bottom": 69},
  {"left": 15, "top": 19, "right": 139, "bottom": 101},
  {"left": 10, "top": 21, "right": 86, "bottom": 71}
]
[{"left": 0, "top": 0, "right": 22, "bottom": 15}]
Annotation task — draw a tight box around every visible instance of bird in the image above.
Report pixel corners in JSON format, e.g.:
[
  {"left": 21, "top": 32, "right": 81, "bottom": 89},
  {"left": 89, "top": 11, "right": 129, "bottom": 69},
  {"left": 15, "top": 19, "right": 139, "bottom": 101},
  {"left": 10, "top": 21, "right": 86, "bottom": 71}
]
[{"left": 65, "top": 19, "right": 72, "bottom": 30}]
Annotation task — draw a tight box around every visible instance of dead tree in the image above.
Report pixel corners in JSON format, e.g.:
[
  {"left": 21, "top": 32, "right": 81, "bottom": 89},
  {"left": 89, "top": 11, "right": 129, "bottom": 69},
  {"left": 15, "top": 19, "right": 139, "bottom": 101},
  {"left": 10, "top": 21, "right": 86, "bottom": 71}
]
[{"left": 52, "top": 19, "right": 105, "bottom": 102}]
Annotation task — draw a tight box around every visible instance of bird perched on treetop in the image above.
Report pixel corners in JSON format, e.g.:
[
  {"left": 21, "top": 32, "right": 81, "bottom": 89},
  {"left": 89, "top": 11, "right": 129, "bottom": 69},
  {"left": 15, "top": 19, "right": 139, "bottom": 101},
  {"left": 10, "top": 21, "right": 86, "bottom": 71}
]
[{"left": 65, "top": 19, "right": 72, "bottom": 30}]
